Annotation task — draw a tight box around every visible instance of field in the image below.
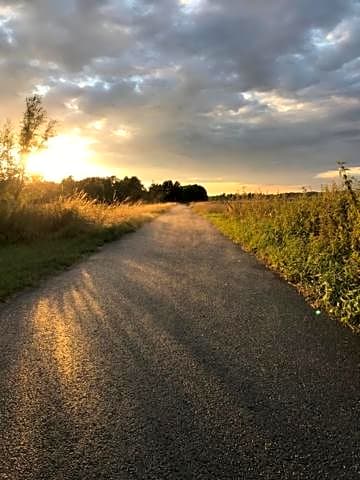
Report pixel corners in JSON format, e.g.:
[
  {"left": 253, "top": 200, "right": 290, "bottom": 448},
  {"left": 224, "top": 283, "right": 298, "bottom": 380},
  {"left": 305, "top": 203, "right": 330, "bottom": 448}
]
[
  {"left": 193, "top": 186, "right": 360, "bottom": 331},
  {"left": 0, "top": 196, "right": 170, "bottom": 300}
]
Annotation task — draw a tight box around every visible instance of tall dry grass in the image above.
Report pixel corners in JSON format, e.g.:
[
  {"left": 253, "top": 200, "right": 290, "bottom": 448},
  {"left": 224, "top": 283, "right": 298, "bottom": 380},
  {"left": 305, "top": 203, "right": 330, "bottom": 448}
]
[
  {"left": 0, "top": 194, "right": 170, "bottom": 299},
  {"left": 0, "top": 194, "right": 169, "bottom": 244}
]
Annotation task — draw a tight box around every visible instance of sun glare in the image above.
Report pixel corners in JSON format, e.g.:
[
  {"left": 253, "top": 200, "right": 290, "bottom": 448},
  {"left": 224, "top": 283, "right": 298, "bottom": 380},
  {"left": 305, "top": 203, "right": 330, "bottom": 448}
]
[{"left": 27, "top": 134, "right": 104, "bottom": 182}]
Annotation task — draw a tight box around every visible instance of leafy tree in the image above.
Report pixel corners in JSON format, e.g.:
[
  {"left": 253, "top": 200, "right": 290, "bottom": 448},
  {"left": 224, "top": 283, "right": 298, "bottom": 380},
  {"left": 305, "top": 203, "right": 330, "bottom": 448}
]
[
  {"left": 19, "top": 95, "right": 56, "bottom": 157},
  {"left": 0, "top": 95, "right": 56, "bottom": 202},
  {"left": 178, "top": 184, "right": 208, "bottom": 203},
  {"left": 148, "top": 182, "right": 166, "bottom": 202},
  {"left": 0, "top": 120, "right": 18, "bottom": 199},
  {"left": 148, "top": 180, "right": 208, "bottom": 203},
  {"left": 62, "top": 176, "right": 146, "bottom": 203},
  {"left": 61, "top": 176, "right": 77, "bottom": 196},
  {"left": 17, "top": 95, "right": 56, "bottom": 197},
  {"left": 114, "top": 176, "right": 145, "bottom": 202}
]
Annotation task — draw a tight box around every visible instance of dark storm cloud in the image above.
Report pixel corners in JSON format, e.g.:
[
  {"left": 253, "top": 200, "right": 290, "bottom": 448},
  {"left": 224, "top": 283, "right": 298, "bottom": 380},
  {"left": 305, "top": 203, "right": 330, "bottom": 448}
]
[{"left": 0, "top": 0, "right": 360, "bottom": 186}]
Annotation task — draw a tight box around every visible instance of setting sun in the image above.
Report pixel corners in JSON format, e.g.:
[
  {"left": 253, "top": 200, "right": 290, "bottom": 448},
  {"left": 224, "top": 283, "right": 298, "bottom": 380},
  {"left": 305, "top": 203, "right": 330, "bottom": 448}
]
[{"left": 27, "top": 134, "right": 104, "bottom": 182}]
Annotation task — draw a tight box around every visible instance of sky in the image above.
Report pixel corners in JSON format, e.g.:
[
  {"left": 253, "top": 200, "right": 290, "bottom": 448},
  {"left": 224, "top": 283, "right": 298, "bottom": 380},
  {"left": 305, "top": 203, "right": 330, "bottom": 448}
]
[{"left": 0, "top": 0, "right": 360, "bottom": 194}]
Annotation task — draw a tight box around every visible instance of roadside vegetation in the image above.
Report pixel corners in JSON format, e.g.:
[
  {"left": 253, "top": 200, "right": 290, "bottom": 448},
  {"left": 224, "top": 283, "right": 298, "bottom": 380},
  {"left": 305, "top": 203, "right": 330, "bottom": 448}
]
[
  {"left": 0, "top": 197, "right": 168, "bottom": 300},
  {"left": 194, "top": 171, "right": 360, "bottom": 331},
  {"left": 0, "top": 96, "right": 173, "bottom": 300}
]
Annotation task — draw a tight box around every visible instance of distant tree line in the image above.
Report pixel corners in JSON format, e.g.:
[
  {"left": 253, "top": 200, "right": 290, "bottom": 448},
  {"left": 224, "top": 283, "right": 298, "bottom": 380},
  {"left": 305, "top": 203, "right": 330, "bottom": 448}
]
[
  {"left": 210, "top": 191, "right": 320, "bottom": 201},
  {"left": 61, "top": 176, "right": 208, "bottom": 203},
  {"left": 148, "top": 180, "right": 208, "bottom": 203}
]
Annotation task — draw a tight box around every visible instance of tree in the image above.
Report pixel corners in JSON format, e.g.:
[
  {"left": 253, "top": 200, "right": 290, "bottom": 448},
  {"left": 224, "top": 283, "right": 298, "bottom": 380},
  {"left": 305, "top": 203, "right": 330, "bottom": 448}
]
[
  {"left": 178, "top": 184, "right": 208, "bottom": 203},
  {"left": 114, "top": 176, "right": 145, "bottom": 202},
  {"left": 61, "top": 176, "right": 77, "bottom": 196},
  {"left": 0, "top": 95, "right": 56, "bottom": 202},
  {"left": 17, "top": 95, "right": 56, "bottom": 197},
  {"left": 148, "top": 182, "right": 165, "bottom": 202},
  {"left": 0, "top": 120, "right": 18, "bottom": 197},
  {"left": 148, "top": 180, "right": 208, "bottom": 203}
]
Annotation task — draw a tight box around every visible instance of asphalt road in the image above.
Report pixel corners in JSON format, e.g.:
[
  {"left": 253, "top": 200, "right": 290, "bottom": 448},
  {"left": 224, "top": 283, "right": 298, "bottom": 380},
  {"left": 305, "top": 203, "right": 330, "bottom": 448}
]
[{"left": 0, "top": 205, "right": 359, "bottom": 479}]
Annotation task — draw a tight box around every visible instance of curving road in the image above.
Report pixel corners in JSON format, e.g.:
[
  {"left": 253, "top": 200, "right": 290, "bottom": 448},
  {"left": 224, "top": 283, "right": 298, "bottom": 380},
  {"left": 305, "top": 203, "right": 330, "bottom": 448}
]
[{"left": 0, "top": 205, "right": 359, "bottom": 479}]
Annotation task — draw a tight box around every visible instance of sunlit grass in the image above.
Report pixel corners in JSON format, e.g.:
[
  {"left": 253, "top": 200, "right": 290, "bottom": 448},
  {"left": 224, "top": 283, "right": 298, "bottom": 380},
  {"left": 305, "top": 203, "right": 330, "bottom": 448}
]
[
  {"left": 193, "top": 186, "right": 360, "bottom": 331},
  {"left": 0, "top": 196, "right": 171, "bottom": 299},
  {"left": 0, "top": 194, "right": 169, "bottom": 242}
]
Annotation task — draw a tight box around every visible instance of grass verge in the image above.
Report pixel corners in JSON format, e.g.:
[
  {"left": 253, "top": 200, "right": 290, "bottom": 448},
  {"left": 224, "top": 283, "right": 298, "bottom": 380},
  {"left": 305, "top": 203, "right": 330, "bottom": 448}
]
[
  {"left": 0, "top": 200, "right": 170, "bottom": 301},
  {"left": 193, "top": 190, "right": 360, "bottom": 332}
]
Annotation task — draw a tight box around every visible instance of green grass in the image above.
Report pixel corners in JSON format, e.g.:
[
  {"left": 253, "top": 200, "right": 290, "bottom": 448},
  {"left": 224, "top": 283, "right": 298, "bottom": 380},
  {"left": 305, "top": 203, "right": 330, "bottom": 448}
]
[
  {"left": 0, "top": 199, "right": 169, "bottom": 301},
  {"left": 193, "top": 187, "right": 360, "bottom": 331}
]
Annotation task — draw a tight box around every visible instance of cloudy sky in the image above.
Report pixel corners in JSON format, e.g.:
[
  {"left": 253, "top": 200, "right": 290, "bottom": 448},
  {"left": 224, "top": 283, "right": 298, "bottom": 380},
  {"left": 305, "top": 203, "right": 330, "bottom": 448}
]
[{"left": 1, "top": 0, "right": 360, "bottom": 193}]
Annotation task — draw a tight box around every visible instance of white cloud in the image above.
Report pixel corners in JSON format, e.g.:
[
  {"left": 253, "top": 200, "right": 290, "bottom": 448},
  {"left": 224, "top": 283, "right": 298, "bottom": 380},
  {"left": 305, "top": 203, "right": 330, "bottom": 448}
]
[{"left": 315, "top": 166, "right": 360, "bottom": 179}]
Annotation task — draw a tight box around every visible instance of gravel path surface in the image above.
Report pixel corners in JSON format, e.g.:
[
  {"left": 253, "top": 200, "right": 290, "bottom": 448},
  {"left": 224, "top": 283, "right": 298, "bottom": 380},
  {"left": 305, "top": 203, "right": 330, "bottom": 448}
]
[{"left": 0, "top": 205, "right": 359, "bottom": 479}]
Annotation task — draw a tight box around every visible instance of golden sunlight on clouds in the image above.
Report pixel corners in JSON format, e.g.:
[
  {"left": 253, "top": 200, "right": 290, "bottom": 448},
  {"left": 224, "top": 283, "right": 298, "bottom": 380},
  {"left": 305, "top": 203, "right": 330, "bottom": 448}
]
[
  {"left": 245, "top": 91, "right": 320, "bottom": 115},
  {"left": 88, "top": 118, "right": 107, "bottom": 130},
  {"left": 112, "top": 127, "right": 132, "bottom": 139},
  {"left": 27, "top": 134, "right": 108, "bottom": 182}
]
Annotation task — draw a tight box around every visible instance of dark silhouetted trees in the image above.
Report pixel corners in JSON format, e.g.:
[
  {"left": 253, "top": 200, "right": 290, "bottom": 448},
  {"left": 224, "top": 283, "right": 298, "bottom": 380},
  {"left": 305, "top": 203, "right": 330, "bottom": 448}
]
[
  {"left": 60, "top": 176, "right": 208, "bottom": 204},
  {"left": 148, "top": 180, "right": 207, "bottom": 203},
  {"left": 114, "top": 176, "right": 145, "bottom": 202},
  {"left": 177, "top": 184, "right": 208, "bottom": 203},
  {"left": 61, "top": 175, "right": 146, "bottom": 203}
]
